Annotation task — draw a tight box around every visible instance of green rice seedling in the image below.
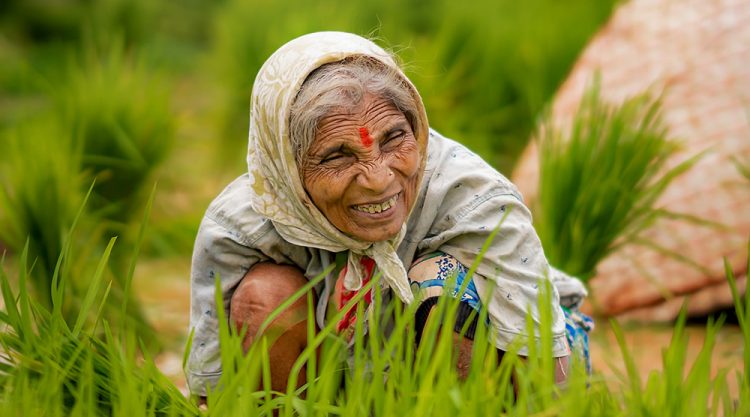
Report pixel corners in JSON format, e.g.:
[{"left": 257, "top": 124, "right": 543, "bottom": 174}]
[
  {"left": 2, "top": 238, "right": 748, "bottom": 415},
  {"left": 50, "top": 39, "right": 175, "bottom": 340},
  {"left": 0, "top": 121, "right": 157, "bottom": 343},
  {"left": 0, "top": 120, "right": 89, "bottom": 309},
  {"left": 607, "top": 313, "right": 739, "bottom": 417},
  {"left": 0, "top": 33, "right": 171, "bottom": 342},
  {"left": 53, "top": 38, "right": 175, "bottom": 246},
  {"left": 0, "top": 243, "right": 198, "bottom": 416},
  {"left": 534, "top": 81, "right": 702, "bottom": 280}
]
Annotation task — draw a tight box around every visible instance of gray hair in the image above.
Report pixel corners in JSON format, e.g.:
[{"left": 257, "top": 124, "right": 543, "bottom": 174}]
[{"left": 290, "top": 55, "right": 421, "bottom": 169}]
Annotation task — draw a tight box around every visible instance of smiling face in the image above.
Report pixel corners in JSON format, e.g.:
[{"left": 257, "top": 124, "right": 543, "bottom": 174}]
[{"left": 300, "top": 93, "right": 421, "bottom": 242}]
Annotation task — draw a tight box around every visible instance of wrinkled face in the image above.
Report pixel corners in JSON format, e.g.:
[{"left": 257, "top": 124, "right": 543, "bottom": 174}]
[{"left": 301, "top": 94, "right": 421, "bottom": 242}]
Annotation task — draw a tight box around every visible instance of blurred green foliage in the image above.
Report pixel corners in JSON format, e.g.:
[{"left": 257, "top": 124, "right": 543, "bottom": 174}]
[
  {"left": 211, "top": 0, "right": 617, "bottom": 172},
  {"left": 0, "top": 37, "right": 174, "bottom": 342},
  {"left": 0, "top": 0, "right": 158, "bottom": 45},
  {"left": 54, "top": 40, "right": 175, "bottom": 237},
  {"left": 0, "top": 120, "right": 85, "bottom": 307}
]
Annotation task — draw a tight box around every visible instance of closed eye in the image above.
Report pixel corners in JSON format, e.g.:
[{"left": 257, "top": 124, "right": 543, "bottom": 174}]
[
  {"left": 319, "top": 146, "right": 354, "bottom": 165},
  {"left": 321, "top": 152, "right": 344, "bottom": 163},
  {"left": 388, "top": 129, "right": 405, "bottom": 140},
  {"left": 381, "top": 129, "right": 405, "bottom": 150}
]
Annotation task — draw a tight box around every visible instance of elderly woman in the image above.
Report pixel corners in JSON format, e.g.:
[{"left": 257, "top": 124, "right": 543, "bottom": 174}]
[{"left": 186, "top": 32, "right": 589, "bottom": 397}]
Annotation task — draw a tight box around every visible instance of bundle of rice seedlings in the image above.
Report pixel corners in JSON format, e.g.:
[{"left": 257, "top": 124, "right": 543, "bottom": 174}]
[
  {"left": 0, "top": 124, "right": 156, "bottom": 343},
  {"left": 0, "top": 121, "right": 87, "bottom": 309},
  {"left": 54, "top": 39, "right": 175, "bottom": 240},
  {"left": 534, "top": 81, "right": 700, "bottom": 280}
]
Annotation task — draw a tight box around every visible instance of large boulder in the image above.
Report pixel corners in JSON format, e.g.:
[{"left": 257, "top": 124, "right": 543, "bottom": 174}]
[{"left": 512, "top": 0, "right": 749, "bottom": 320}]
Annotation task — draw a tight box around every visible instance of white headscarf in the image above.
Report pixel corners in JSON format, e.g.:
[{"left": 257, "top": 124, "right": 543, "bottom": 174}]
[{"left": 246, "top": 32, "right": 429, "bottom": 304}]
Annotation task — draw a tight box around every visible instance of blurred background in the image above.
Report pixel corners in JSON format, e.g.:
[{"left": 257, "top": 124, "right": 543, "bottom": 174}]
[{"left": 0, "top": 0, "right": 747, "bottom": 394}]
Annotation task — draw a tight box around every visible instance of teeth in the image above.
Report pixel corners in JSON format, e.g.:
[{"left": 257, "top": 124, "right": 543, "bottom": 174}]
[{"left": 354, "top": 194, "right": 398, "bottom": 214}]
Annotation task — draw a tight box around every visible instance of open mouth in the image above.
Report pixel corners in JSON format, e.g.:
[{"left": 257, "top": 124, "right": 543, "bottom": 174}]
[{"left": 352, "top": 193, "right": 399, "bottom": 214}]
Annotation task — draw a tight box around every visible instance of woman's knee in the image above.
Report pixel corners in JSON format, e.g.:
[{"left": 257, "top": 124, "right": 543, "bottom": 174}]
[{"left": 229, "top": 262, "right": 309, "bottom": 337}]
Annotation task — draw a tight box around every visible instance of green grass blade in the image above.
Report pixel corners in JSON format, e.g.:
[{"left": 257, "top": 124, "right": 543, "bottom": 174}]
[
  {"left": 72, "top": 237, "right": 117, "bottom": 337},
  {"left": 51, "top": 181, "right": 96, "bottom": 323},
  {"left": 122, "top": 182, "right": 157, "bottom": 319}
]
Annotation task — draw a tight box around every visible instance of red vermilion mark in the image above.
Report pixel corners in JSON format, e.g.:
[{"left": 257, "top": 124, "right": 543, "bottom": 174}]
[{"left": 358, "top": 127, "right": 373, "bottom": 147}]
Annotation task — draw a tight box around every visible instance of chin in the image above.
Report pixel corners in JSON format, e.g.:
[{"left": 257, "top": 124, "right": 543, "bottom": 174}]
[{"left": 353, "top": 225, "right": 401, "bottom": 242}]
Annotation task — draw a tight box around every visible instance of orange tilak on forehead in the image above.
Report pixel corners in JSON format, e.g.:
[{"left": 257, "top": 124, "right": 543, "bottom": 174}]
[{"left": 358, "top": 127, "right": 373, "bottom": 147}]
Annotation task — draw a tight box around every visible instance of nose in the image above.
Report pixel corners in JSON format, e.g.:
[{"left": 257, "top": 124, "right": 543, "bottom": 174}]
[{"left": 356, "top": 159, "right": 393, "bottom": 193}]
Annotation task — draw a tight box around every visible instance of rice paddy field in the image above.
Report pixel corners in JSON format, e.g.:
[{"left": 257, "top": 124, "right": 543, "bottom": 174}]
[{"left": 1, "top": 0, "right": 748, "bottom": 415}]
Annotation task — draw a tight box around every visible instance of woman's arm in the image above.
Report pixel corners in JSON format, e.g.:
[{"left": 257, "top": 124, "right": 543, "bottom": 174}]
[{"left": 186, "top": 214, "right": 270, "bottom": 396}]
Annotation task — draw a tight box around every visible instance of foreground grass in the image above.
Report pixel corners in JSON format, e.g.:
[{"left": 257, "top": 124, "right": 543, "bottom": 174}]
[{"left": 1, "top": 240, "right": 748, "bottom": 416}]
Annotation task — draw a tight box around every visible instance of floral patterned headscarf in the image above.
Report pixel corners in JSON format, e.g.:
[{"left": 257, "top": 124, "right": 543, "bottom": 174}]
[{"left": 246, "top": 32, "right": 429, "bottom": 303}]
